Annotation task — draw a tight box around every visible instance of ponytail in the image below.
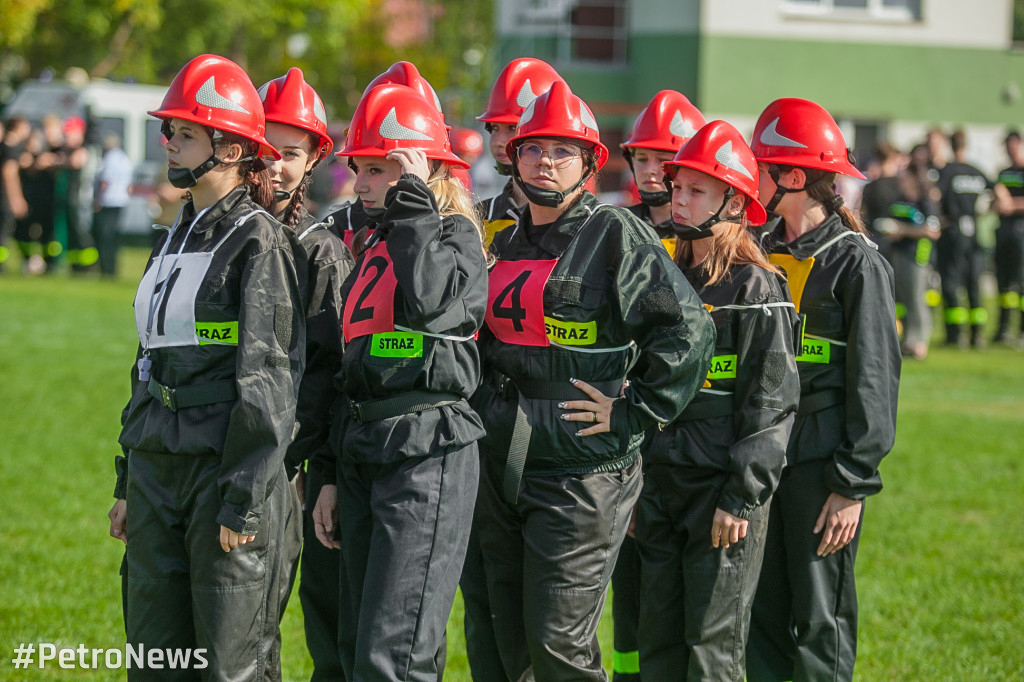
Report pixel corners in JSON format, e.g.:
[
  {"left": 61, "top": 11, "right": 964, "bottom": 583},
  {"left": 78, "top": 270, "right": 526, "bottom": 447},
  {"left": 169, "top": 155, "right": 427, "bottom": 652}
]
[
  {"left": 427, "top": 162, "right": 494, "bottom": 266},
  {"left": 805, "top": 169, "right": 867, "bottom": 234},
  {"left": 278, "top": 178, "right": 310, "bottom": 229}
]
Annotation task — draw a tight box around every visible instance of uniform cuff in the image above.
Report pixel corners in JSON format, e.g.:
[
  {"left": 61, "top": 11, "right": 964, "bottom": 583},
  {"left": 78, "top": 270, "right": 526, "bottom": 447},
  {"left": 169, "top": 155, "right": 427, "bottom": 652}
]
[
  {"left": 113, "top": 455, "right": 128, "bottom": 499},
  {"left": 216, "top": 505, "right": 261, "bottom": 536}
]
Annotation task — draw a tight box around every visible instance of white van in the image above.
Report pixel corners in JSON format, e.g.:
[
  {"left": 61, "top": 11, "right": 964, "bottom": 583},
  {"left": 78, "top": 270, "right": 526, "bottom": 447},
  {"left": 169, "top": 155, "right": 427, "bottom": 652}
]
[{"left": 4, "top": 78, "right": 168, "bottom": 235}]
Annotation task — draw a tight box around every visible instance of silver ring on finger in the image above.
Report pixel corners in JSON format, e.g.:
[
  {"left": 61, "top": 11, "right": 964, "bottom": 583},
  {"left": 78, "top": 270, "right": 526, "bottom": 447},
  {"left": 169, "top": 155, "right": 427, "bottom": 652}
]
[{"left": 593, "top": 411, "right": 598, "bottom": 422}]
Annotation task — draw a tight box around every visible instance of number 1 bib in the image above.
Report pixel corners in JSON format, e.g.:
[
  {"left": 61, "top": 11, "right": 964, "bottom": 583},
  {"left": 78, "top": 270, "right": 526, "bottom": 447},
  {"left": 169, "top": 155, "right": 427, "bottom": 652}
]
[
  {"left": 485, "top": 259, "right": 558, "bottom": 346},
  {"left": 343, "top": 240, "right": 398, "bottom": 342}
]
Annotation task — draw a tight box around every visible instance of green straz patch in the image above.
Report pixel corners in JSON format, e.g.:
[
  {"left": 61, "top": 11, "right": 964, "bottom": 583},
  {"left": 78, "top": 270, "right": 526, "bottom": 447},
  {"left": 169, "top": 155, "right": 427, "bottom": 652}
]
[
  {"left": 196, "top": 321, "right": 239, "bottom": 345},
  {"left": 797, "top": 338, "right": 830, "bottom": 363},
  {"left": 707, "top": 354, "right": 737, "bottom": 380},
  {"left": 370, "top": 332, "right": 423, "bottom": 358},
  {"left": 545, "top": 316, "right": 597, "bottom": 345}
]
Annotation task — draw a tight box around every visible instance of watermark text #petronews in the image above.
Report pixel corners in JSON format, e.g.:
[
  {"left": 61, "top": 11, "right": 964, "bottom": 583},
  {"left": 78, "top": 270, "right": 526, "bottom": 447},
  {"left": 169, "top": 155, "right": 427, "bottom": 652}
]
[{"left": 11, "top": 642, "right": 208, "bottom": 670}]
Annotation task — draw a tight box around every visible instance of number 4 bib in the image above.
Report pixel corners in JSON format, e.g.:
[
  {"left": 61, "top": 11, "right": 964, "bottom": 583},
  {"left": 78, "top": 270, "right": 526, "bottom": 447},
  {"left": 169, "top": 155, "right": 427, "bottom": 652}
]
[{"left": 485, "top": 259, "right": 557, "bottom": 346}]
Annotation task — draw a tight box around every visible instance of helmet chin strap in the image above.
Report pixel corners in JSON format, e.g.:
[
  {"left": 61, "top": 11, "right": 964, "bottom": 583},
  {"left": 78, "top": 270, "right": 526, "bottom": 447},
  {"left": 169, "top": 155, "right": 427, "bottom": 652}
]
[
  {"left": 167, "top": 154, "right": 221, "bottom": 189},
  {"left": 672, "top": 188, "right": 735, "bottom": 240},
  {"left": 623, "top": 148, "right": 670, "bottom": 207},
  {"left": 763, "top": 166, "right": 830, "bottom": 217},
  {"left": 511, "top": 157, "right": 593, "bottom": 209},
  {"left": 495, "top": 161, "right": 514, "bottom": 176}
]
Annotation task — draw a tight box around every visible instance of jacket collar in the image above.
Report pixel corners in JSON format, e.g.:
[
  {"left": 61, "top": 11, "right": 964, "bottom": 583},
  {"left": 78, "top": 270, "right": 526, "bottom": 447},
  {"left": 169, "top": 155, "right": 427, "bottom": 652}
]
[
  {"left": 506, "top": 191, "right": 599, "bottom": 258},
  {"left": 181, "top": 185, "right": 252, "bottom": 235},
  {"left": 769, "top": 212, "right": 847, "bottom": 259}
]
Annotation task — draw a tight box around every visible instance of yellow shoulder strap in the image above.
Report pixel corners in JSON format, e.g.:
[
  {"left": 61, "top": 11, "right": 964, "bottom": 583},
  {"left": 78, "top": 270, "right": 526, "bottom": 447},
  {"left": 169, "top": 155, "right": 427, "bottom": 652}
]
[{"left": 768, "top": 253, "right": 815, "bottom": 313}]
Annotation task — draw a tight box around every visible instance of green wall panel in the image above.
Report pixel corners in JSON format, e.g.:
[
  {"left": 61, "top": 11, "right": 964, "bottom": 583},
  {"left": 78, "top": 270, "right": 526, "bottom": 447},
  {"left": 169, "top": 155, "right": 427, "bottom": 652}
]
[{"left": 699, "top": 35, "right": 1024, "bottom": 124}]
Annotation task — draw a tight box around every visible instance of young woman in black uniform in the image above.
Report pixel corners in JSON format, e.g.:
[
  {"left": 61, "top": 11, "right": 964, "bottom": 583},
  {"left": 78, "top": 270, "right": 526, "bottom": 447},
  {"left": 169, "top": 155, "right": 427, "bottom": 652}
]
[
  {"left": 620, "top": 89, "right": 706, "bottom": 260},
  {"left": 311, "top": 81, "right": 488, "bottom": 682},
  {"left": 471, "top": 80, "right": 715, "bottom": 681},
  {"left": 107, "top": 54, "right": 305, "bottom": 680},
  {"left": 745, "top": 98, "right": 901, "bottom": 682},
  {"left": 612, "top": 88, "right": 707, "bottom": 681},
  {"left": 636, "top": 120, "right": 800, "bottom": 681},
  {"left": 259, "top": 66, "right": 354, "bottom": 681}
]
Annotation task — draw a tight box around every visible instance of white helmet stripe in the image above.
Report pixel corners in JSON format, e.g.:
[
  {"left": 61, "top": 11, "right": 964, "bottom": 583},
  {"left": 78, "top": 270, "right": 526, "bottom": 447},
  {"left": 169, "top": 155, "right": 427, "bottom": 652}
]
[
  {"left": 715, "top": 141, "right": 754, "bottom": 180},
  {"left": 314, "top": 97, "right": 328, "bottom": 127},
  {"left": 378, "top": 107, "right": 432, "bottom": 141},
  {"left": 759, "top": 117, "right": 806, "bottom": 149},
  {"left": 669, "top": 110, "right": 698, "bottom": 140},
  {"left": 580, "top": 102, "right": 598, "bottom": 132},
  {"left": 518, "top": 99, "right": 537, "bottom": 128},
  {"left": 515, "top": 80, "right": 539, "bottom": 108},
  {"left": 196, "top": 76, "right": 251, "bottom": 114}
]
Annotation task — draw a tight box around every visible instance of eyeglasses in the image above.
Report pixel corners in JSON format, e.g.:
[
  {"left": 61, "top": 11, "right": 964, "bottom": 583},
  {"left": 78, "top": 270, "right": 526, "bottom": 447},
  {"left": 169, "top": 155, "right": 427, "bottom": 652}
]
[{"left": 516, "top": 142, "right": 581, "bottom": 169}]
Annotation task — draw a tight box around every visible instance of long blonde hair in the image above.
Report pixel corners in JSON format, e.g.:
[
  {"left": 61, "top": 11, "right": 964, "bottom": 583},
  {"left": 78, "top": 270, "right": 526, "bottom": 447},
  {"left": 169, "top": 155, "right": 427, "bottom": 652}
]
[
  {"left": 675, "top": 215, "right": 781, "bottom": 287},
  {"left": 427, "top": 162, "right": 492, "bottom": 264}
]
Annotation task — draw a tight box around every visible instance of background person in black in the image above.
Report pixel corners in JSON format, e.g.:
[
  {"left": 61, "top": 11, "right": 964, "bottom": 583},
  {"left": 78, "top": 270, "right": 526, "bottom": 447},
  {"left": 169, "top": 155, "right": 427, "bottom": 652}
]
[
  {"left": 471, "top": 80, "right": 715, "bottom": 681},
  {"left": 746, "top": 98, "right": 900, "bottom": 682},
  {"left": 0, "top": 117, "right": 32, "bottom": 272},
  {"left": 936, "top": 129, "right": 992, "bottom": 349},
  {"left": 992, "top": 130, "right": 1024, "bottom": 345},
  {"left": 14, "top": 123, "right": 56, "bottom": 274},
  {"left": 259, "top": 67, "right": 355, "bottom": 682},
  {"left": 637, "top": 120, "right": 799, "bottom": 682},
  {"left": 861, "top": 141, "right": 940, "bottom": 359},
  {"left": 106, "top": 53, "right": 305, "bottom": 680},
  {"left": 612, "top": 87, "right": 706, "bottom": 682},
  {"left": 311, "top": 82, "right": 488, "bottom": 682}
]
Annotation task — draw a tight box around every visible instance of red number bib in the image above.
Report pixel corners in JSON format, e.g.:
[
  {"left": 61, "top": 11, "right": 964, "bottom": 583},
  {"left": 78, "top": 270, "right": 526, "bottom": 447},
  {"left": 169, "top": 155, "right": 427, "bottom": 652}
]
[
  {"left": 485, "top": 259, "right": 557, "bottom": 346},
  {"left": 343, "top": 241, "right": 398, "bottom": 342}
]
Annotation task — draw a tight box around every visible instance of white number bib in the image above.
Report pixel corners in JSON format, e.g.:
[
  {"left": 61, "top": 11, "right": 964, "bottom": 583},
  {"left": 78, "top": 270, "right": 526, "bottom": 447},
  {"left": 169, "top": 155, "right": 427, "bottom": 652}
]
[{"left": 134, "top": 251, "right": 215, "bottom": 348}]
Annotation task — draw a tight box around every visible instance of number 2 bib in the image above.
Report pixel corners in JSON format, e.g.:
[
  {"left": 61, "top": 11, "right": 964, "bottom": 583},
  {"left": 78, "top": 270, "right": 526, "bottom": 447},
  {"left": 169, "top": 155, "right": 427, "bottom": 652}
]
[
  {"left": 343, "top": 240, "right": 398, "bottom": 343},
  {"left": 485, "top": 259, "right": 558, "bottom": 346}
]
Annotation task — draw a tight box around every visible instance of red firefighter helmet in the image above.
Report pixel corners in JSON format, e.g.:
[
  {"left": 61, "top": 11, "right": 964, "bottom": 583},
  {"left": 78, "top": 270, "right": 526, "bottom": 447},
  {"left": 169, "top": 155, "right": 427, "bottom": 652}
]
[
  {"left": 363, "top": 61, "right": 444, "bottom": 118},
  {"left": 149, "top": 54, "right": 279, "bottom": 159},
  {"left": 505, "top": 80, "right": 609, "bottom": 170},
  {"left": 259, "top": 67, "right": 333, "bottom": 160},
  {"left": 621, "top": 90, "right": 706, "bottom": 154},
  {"left": 751, "top": 97, "right": 865, "bottom": 179},
  {"left": 336, "top": 83, "right": 468, "bottom": 169},
  {"left": 664, "top": 120, "right": 768, "bottom": 226},
  {"left": 450, "top": 126, "right": 484, "bottom": 159},
  {"left": 477, "top": 58, "right": 565, "bottom": 124}
]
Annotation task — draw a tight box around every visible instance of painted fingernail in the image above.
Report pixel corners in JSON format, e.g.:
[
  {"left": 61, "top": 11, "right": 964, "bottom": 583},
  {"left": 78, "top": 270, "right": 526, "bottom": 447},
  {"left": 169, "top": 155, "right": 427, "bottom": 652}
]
[
  {"left": 558, "top": 402, "right": 567, "bottom": 408},
  {"left": 569, "top": 377, "right": 578, "bottom": 384},
  {"left": 560, "top": 414, "right": 570, "bottom": 420},
  {"left": 575, "top": 430, "right": 584, "bottom": 436}
]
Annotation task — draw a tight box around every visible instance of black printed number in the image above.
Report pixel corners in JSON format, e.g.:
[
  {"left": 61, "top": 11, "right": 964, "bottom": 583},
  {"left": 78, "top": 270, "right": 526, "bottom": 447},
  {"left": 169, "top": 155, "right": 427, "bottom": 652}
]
[
  {"left": 349, "top": 256, "right": 389, "bottom": 324},
  {"left": 155, "top": 267, "right": 182, "bottom": 336},
  {"left": 491, "top": 270, "right": 531, "bottom": 332}
]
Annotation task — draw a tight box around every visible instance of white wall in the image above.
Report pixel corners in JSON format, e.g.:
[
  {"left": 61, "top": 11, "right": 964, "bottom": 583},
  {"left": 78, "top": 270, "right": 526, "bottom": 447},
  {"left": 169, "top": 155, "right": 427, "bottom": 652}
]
[{"left": 701, "top": 0, "right": 1013, "bottom": 50}]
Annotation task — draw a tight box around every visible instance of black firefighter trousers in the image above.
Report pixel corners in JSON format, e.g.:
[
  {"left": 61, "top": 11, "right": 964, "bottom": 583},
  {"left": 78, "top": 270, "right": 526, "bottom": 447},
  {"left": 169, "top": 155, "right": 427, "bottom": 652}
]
[
  {"left": 125, "top": 451, "right": 288, "bottom": 681},
  {"left": 477, "top": 454, "right": 642, "bottom": 682},
  {"left": 336, "top": 444, "right": 478, "bottom": 682},
  {"left": 746, "top": 458, "right": 864, "bottom": 682}
]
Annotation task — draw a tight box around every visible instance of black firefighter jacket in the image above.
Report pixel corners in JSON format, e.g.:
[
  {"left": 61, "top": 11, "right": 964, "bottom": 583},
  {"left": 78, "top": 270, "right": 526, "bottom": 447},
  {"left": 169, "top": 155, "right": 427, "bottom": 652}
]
[
  {"left": 118, "top": 186, "right": 306, "bottom": 535},
  {"left": 644, "top": 261, "right": 800, "bottom": 519},
  {"left": 283, "top": 211, "right": 354, "bottom": 478},
  {"left": 764, "top": 213, "right": 901, "bottom": 499},
  {"left": 473, "top": 191, "right": 716, "bottom": 475},
  {"left": 322, "top": 174, "right": 488, "bottom": 471}
]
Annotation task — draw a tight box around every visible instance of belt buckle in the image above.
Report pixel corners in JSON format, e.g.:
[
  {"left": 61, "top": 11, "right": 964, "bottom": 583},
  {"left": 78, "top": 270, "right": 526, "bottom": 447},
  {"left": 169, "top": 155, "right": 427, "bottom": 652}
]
[
  {"left": 159, "top": 384, "right": 177, "bottom": 412},
  {"left": 496, "top": 374, "right": 513, "bottom": 400},
  {"left": 348, "top": 399, "right": 363, "bottom": 424}
]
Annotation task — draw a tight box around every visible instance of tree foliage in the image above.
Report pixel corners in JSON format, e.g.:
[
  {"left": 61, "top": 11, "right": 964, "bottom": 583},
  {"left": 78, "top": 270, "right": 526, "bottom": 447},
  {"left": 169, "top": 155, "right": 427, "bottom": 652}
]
[{"left": 2, "top": 0, "right": 495, "bottom": 126}]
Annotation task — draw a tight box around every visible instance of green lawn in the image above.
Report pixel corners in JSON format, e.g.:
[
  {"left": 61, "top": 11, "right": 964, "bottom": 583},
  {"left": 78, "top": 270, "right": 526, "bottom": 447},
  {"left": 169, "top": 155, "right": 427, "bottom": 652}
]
[{"left": 1, "top": 248, "right": 1022, "bottom": 680}]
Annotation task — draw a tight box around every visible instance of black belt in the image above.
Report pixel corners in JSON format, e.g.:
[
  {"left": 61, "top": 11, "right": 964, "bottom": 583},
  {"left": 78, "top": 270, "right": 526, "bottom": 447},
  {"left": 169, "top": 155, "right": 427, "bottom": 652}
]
[
  {"left": 676, "top": 394, "right": 734, "bottom": 422},
  {"left": 347, "top": 390, "right": 463, "bottom": 424},
  {"left": 493, "top": 370, "right": 623, "bottom": 504},
  {"left": 797, "top": 388, "right": 845, "bottom": 418},
  {"left": 148, "top": 377, "right": 237, "bottom": 412}
]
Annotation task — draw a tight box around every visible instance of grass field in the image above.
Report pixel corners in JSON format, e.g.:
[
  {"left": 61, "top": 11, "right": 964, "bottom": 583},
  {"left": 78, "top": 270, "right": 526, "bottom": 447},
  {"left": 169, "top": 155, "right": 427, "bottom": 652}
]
[{"left": 1, "top": 247, "right": 1022, "bottom": 680}]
